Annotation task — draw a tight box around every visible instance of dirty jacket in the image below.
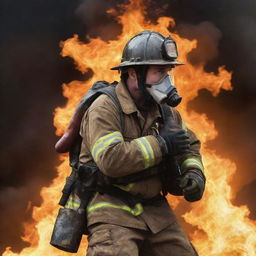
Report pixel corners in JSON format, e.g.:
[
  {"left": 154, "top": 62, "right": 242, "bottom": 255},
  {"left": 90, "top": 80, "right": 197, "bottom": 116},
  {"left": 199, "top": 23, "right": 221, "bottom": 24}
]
[{"left": 76, "top": 81, "right": 203, "bottom": 234}]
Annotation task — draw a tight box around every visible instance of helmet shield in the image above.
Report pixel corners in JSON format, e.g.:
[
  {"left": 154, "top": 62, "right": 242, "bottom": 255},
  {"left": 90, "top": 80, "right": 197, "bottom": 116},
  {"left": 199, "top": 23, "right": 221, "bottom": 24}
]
[{"left": 162, "top": 37, "right": 178, "bottom": 59}]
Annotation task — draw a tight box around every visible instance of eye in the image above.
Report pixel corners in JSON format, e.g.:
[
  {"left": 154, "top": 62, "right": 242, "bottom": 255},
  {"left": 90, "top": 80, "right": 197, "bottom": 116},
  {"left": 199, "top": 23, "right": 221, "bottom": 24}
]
[{"left": 157, "top": 69, "right": 165, "bottom": 74}]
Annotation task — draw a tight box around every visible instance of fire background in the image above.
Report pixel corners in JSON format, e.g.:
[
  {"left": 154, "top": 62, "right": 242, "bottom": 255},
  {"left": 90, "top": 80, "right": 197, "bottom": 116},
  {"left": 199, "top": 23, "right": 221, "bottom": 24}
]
[{"left": 0, "top": 0, "right": 255, "bottom": 254}]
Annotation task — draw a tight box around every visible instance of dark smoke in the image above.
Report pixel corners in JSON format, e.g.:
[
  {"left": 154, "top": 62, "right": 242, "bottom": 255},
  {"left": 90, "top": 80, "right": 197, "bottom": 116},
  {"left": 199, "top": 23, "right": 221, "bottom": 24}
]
[
  {"left": 176, "top": 21, "right": 222, "bottom": 66},
  {"left": 0, "top": 0, "right": 86, "bottom": 253},
  {"left": 234, "top": 180, "right": 256, "bottom": 220},
  {"left": 75, "top": 0, "right": 122, "bottom": 41},
  {"left": 1, "top": 0, "right": 256, "bottom": 254}
]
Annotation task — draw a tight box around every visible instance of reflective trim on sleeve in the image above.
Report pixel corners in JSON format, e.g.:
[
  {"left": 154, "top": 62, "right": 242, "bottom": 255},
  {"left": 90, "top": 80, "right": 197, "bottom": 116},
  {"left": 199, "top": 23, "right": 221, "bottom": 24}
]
[
  {"left": 91, "top": 131, "right": 124, "bottom": 162},
  {"left": 114, "top": 183, "right": 135, "bottom": 192},
  {"left": 65, "top": 194, "right": 81, "bottom": 211},
  {"left": 181, "top": 158, "right": 204, "bottom": 172},
  {"left": 87, "top": 202, "right": 143, "bottom": 216},
  {"left": 134, "top": 137, "right": 155, "bottom": 168}
]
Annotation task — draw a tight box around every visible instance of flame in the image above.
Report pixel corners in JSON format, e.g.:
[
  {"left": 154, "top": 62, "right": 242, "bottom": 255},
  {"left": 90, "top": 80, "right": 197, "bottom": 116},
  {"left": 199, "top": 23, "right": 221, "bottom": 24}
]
[{"left": 3, "top": 0, "right": 256, "bottom": 255}]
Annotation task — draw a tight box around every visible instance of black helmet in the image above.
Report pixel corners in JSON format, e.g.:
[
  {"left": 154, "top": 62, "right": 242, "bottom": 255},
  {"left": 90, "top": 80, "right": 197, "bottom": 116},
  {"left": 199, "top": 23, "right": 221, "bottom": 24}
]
[{"left": 111, "top": 30, "right": 183, "bottom": 70}]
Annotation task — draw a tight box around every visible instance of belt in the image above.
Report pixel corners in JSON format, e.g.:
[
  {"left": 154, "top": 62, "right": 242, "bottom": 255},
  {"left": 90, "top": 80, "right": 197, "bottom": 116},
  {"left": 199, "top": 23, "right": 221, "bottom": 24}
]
[{"left": 97, "top": 184, "right": 166, "bottom": 208}]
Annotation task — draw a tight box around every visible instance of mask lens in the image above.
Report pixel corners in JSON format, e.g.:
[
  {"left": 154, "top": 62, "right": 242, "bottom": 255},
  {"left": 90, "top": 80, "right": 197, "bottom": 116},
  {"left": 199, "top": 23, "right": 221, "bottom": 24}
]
[{"left": 150, "top": 74, "right": 170, "bottom": 86}]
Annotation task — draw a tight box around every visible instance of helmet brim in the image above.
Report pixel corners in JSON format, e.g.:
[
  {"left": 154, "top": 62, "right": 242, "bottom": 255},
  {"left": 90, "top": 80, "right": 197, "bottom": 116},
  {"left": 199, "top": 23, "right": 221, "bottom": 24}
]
[{"left": 111, "top": 60, "right": 184, "bottom": 70}]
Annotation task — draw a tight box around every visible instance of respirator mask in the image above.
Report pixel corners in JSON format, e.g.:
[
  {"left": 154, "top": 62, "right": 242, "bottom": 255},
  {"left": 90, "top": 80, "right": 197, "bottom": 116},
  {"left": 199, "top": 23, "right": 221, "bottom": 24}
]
[{"left": 144, "top": 73, "right": 182, "bottom": 107}]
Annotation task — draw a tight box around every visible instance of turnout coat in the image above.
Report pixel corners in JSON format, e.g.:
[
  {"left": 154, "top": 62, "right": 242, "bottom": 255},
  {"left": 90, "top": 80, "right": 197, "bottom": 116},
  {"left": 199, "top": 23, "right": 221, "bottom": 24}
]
[{"left": 68, "top": 81, "right": 203, "bottom": 234}]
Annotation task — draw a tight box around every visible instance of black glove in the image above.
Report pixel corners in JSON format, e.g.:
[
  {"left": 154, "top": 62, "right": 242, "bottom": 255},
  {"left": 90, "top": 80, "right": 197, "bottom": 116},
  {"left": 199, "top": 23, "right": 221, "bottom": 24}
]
[
  {"left": 156, "top": 129, "right": 190, "bottom": 156},
  {"left": 179, "top": 169, "right": 206, "bottom": 202}
]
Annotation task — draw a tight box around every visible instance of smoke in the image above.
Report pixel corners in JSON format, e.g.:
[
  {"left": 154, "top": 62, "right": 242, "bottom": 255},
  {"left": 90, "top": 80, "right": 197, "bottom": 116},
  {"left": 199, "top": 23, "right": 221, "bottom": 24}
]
[
  {"left": 75, "top": 0, "right": 122, "bottom": 40},
  {"left": 0, "top": 0, "right": 256, "bottom": 254},
  {"left": 176, "top": 21, "right": 222, "bottom": 65},
  {"left": 223, "top": 15, "right": 256, "bottom": 89},
  {"left": 0, "top": 185, "right": 39, "bottom": 252},
  {"left": 234, "top": 179, "right": 256, "bottom": 220},
  {"left": 168, "top": 0, "right": 256, "bottom": 93},
  {"left": 0, "top": 0, "right": 85, "bottom": 253},
  {"left": 152, "top": 0, "right": 256, "bottom": 203}
]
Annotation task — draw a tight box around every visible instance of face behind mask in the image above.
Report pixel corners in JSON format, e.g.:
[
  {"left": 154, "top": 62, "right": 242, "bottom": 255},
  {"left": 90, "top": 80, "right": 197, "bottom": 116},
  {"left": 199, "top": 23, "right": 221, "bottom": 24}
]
[{"left": 145, "top": 74, "right": 182, "bottom": 107}]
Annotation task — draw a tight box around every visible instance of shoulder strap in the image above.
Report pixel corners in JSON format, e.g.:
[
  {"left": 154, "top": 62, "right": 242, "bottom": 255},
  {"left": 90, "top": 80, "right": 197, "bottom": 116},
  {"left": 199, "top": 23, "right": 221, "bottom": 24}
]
[{"left": 99, "top": 86, "right": 125, "bottom": 134}]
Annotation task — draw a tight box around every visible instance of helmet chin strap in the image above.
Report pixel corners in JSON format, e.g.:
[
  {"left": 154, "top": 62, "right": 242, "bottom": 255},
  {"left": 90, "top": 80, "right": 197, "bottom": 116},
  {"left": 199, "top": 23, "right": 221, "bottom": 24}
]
[
  {"left": 134, "top": 66, "right": 149, "bottom": 96},
  {"left": 134, "top": 66, "right": 156, "bottom": 109}
]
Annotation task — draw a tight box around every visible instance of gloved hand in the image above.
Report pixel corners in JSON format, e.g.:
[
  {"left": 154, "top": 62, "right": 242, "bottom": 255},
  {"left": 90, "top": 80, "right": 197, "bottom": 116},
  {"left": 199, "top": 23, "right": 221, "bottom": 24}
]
[
  {"left": 156, "top": 129, "right": 190, "bottom": 156},
  {"left": 179, "top": 170, "right": 206, "bottom": 202}
]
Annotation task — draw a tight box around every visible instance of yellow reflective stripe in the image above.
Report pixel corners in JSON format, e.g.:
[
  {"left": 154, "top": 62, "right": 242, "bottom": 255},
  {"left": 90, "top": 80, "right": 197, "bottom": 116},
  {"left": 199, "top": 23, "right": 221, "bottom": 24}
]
[
  {"left": 114, "top": 183, "right": 135, "bottom": 192},
  {"left": 65, "top": 198, "right": 81, "bottom": 210},
  {"left": 92, "top": 132, "right": 123, "bottom": 160},
  {"left": 134, "top": 139, "right": 149, "bottom": 168},
  {"left": 181, "top": 158, "right": 204, "bottom": 172},
  {"left": 92, "top": 131, "right": 123, "bottom": 162},
  {"left": 94, "top": 136, "right": 122, "bottom": 161},
  {"left": 87, "top": 202, "right": 143, "bottom": 216},
  {"left": 142, "top": 137, "right": 155, "bottom": 165},
  {"left": 65, "top": 202, "right": 80, "bottom": 210},
  {"left": 134, "top": 137, "right": 155, "bottom": 168}
]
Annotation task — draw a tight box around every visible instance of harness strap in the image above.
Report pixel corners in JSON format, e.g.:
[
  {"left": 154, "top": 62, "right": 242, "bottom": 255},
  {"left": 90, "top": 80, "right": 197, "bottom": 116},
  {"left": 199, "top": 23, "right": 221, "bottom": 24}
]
[
  {"left": 106, "top": 164, "right": 162, "bottom": 185},
  {"left": 99, "top": 86, "right": 125, "bottom": 134},
  {"left": 96, "top": 184, "right": 166, "bottom": 208}
]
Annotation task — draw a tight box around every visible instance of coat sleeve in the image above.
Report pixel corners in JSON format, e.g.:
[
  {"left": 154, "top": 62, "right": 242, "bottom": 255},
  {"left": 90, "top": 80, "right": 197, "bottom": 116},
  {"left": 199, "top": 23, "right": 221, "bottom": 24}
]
[
  {"left": 171, "top": 108, "right": 204, "bottom": 174},
  {"left": 80, "top": 95, "right": 163, "bottom": 178}
]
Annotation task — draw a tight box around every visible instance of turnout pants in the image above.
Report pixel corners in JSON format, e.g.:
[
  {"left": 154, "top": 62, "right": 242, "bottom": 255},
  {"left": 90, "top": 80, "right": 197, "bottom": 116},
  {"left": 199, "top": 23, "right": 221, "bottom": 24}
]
[{"left": 86, "top": 221, "right": 198, "bottom": 256}]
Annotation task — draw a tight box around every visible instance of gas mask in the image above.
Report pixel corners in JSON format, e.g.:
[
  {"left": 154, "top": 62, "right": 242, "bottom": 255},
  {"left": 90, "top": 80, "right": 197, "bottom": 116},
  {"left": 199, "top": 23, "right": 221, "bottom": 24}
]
[{"left": 145, "top": 74, "right": 182, "bottom": 107}]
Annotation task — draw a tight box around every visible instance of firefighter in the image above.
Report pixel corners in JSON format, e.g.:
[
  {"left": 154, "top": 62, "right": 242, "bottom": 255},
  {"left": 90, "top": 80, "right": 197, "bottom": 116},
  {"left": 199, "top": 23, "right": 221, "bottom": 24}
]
[{"left": 80, "top": 31, "right": 205, "bottom": 255}]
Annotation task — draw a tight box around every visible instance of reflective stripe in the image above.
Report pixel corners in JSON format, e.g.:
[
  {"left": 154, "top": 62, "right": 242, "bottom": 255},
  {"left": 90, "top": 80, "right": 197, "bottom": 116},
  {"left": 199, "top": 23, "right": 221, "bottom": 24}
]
[
  {"left": 181, "top": 158, "right": 204, "bottom": 172},
  {"left": 92, "top": 131, "right": 123, "bottom": 162},
  {"left": 65, "top": 194, "right": 81, "bottom": 210},
  {"left": 134, "top": 137, "right": 155, "bottom": 168},
  {"left": 65, "top": 201, "right": 80, "bottom": 210},
  {"left": 114, "top": 183, "right": 135, "bottom": 192},
  {"left": 87, "top": 202, "right": 143, "bottom": 216}
]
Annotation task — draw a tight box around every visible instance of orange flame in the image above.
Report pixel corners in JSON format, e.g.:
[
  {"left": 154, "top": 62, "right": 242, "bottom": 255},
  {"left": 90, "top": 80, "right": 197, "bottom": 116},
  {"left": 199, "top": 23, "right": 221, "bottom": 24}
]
[{"left": 3, "top": 0, "right": 256, "bottom": 255}]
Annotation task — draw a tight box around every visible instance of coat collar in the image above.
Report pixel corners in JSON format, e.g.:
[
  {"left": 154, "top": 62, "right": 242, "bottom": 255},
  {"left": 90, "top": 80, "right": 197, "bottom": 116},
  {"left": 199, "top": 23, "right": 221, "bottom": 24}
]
[{"left": 115, "top": 81, "right": 161, "bottom": 120}]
